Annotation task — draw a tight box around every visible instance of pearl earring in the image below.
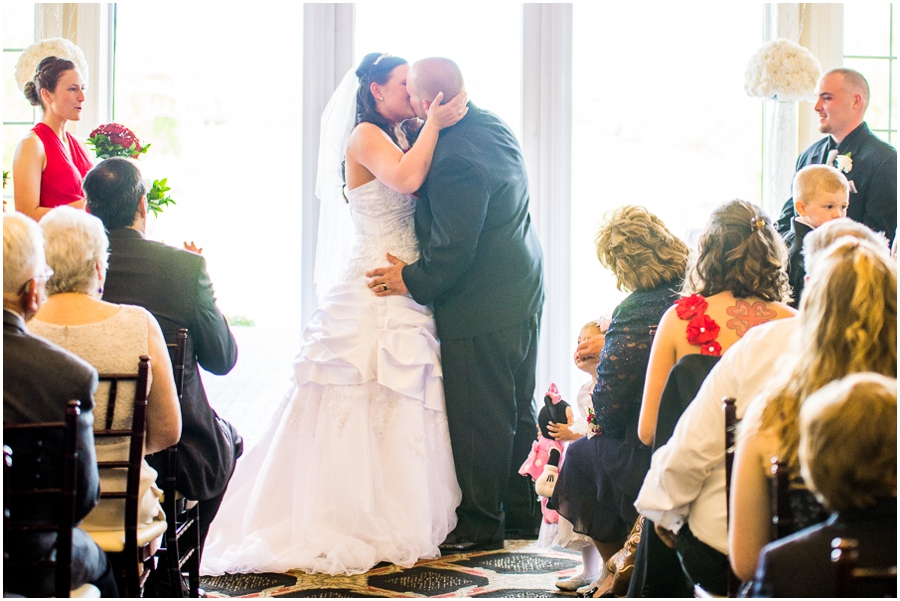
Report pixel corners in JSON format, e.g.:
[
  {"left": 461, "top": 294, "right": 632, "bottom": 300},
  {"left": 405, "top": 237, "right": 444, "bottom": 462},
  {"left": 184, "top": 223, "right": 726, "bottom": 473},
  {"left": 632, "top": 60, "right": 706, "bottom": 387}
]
[{"left": 378, "top": 95, "right": 384, "bottom": 101}]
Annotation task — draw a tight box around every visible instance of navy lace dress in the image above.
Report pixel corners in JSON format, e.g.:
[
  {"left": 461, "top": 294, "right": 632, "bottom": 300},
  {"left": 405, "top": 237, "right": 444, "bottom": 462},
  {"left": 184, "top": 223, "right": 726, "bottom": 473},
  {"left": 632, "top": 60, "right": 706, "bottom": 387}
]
[{"left": 550, "top": 281, "right": 681, "bottom": 543}]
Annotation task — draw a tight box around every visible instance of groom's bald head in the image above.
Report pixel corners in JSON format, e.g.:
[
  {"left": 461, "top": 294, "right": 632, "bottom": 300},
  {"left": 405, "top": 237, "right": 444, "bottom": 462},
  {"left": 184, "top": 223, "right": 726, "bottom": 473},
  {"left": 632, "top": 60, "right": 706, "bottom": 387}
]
[{"left": 408, "top": 57, "right": 465, "bottom": 119}]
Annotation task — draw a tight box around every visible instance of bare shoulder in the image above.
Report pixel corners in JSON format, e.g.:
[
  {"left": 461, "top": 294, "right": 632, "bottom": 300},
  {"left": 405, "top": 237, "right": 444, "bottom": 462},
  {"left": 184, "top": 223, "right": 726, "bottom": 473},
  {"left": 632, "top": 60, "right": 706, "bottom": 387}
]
[{"left": 14, "top": 131, "right": 44, "bottom": 159}]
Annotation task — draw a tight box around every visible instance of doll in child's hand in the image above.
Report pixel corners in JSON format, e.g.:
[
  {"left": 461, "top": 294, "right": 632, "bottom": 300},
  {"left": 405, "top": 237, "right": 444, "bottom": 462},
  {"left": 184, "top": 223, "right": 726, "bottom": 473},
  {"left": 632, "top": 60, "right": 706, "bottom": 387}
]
[{"left": 518, "top": 383, "right": 572, "bottom": 498}]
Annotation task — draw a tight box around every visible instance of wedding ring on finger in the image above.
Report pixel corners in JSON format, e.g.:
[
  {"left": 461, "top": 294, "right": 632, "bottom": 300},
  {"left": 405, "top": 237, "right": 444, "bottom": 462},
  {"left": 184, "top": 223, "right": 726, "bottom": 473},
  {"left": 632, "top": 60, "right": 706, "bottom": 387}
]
[
  {"left": 457, "top": 109, "right": 463, "bottom": 115},
  {"left": 380, "top": 283, "right": 388, "bottom": 292}
]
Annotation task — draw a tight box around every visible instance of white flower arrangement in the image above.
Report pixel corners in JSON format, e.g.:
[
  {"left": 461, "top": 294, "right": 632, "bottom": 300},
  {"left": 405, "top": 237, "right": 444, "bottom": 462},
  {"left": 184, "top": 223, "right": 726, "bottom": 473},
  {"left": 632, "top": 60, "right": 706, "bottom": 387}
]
[
  {"left": 744, "top": 38, "right": 821, "bottom": 102},
  {"left": 15, "top": 37, "right": 89, "bottom": 93},
  {"left": 835, "top": 153, "right": 853, "bottom": 174}
]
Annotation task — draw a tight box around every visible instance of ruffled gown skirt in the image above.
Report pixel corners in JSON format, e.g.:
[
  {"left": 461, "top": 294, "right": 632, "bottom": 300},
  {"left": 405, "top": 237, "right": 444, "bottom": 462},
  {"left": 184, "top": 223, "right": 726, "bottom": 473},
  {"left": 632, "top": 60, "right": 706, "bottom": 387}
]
[{"left": 200, "top": 281, "right": 461, "bottom": 576}]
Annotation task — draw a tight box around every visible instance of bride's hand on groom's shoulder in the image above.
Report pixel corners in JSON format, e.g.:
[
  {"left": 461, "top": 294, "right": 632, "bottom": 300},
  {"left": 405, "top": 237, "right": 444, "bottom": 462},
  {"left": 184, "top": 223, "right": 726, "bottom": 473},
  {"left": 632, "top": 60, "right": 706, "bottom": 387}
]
[{"left": 366, "top": 253, "right": 409, "bottom": 297}]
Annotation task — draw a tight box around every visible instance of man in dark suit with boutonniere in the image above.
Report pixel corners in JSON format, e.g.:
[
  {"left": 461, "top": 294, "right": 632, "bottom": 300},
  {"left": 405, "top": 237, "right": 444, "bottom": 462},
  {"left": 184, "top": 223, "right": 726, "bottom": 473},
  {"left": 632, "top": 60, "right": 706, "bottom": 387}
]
[
  {"left": 82, "top": 158, "right": 242, "bottom": 576},
  {"left": 366, "top": 57, "right": 545, "bottom": 552},
  {"left": 776, "top": 68, "right": 897, "bottom": 245}
]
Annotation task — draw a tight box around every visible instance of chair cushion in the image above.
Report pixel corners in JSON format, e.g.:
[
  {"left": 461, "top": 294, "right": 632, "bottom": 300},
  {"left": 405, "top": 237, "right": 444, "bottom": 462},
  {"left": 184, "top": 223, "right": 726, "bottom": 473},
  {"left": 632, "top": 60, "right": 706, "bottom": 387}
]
[{"left": 86, "top": 517, "right": 168, "bottom": 552}]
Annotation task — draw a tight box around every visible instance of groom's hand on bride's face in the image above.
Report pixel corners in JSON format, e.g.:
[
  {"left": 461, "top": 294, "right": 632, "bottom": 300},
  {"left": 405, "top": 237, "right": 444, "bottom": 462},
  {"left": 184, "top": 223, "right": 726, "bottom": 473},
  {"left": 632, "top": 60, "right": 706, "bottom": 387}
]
[{"left": 365, "top": 253, "right": 409, "bottom": 297}]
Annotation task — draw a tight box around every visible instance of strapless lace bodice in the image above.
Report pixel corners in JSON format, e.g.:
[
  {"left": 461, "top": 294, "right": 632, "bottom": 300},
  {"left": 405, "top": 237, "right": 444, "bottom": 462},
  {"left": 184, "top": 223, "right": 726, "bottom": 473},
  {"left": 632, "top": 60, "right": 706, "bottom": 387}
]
[{"left": 343, "top": 179, "right": 420, "bottom": 280}]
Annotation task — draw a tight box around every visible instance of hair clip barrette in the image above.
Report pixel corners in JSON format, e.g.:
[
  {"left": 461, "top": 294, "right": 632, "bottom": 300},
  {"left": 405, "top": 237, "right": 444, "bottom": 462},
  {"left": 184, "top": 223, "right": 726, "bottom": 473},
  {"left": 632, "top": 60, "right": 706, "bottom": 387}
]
[{"left": 373, "top": 53, "right": 390, "bottom": 66}]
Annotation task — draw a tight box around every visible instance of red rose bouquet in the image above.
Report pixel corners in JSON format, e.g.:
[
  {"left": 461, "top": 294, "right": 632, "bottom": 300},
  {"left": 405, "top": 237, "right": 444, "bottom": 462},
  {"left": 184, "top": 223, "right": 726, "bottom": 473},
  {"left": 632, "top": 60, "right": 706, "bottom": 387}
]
[
  {"left": 86, "top": 123, "right": 150, "bottom": 159},
  {"left": 86, "top": 123, "right": 174, "bottom": 216}
]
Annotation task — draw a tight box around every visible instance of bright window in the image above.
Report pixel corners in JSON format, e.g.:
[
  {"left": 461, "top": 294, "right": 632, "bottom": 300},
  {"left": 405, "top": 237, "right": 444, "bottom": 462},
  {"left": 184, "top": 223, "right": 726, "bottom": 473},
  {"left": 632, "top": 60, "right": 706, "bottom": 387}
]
[
  {"left": 112, "top": 3, "right": 304, "bottom": 330},
  {"left": 354, "top": 2, "right": 522, "bottom": 140},
  {"left": 844, "top": 3, "right": 897, "bottom": 145},
  {"left": 3, "top": 2, "right": 37, "bottom": 207},
  {"left": 570, "top": 3, "right": 765, "bottom": 350}
]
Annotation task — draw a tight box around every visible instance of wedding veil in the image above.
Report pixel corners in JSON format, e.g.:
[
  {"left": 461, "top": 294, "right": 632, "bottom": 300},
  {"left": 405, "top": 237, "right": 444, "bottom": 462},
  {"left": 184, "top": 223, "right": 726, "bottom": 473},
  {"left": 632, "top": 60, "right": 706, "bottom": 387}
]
[{"left": 314, "top": 68, "right": 359, "bottom": 300}]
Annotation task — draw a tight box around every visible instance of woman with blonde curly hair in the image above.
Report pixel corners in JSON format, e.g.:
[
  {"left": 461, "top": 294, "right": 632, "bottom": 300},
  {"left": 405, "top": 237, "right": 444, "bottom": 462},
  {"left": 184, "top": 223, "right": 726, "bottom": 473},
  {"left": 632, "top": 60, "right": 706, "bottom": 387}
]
[
  {"left": 729, "top": 236, "right": 897, "bottom": 583},
  {"left": 549, "top": 206, "right": 689, "bottom": 596}
]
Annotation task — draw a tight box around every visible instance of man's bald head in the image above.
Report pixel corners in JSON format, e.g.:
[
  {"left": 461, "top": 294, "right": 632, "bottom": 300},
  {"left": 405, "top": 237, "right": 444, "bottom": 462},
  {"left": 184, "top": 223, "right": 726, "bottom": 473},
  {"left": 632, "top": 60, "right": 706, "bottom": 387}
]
[{"left": 407, "top": 57, "right": 464, "bottom": 119}]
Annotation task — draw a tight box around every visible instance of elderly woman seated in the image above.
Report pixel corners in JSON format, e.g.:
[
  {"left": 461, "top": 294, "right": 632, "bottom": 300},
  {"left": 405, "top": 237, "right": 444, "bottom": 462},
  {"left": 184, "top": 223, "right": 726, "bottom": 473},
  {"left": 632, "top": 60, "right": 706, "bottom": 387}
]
[
  {"left": 30, "top": 206, "right": 181, "bottom": 532},
  {"left": 751, "top": 373, "right": 897, "bottom": 598}
]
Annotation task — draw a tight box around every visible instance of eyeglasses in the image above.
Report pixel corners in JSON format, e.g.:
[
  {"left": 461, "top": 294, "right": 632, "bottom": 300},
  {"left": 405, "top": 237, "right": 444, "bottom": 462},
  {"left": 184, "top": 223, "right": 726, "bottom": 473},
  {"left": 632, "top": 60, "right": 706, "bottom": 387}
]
[{"left": 16, "top": 266, "right": 54, "bottom": 296}]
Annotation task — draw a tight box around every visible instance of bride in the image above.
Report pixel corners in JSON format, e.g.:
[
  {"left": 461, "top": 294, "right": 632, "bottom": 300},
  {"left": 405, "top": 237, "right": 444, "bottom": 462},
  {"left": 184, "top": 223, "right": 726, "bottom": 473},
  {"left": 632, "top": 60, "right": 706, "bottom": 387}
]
[{"left": 200, "top": 53, "right": 468, "bottom": 576}]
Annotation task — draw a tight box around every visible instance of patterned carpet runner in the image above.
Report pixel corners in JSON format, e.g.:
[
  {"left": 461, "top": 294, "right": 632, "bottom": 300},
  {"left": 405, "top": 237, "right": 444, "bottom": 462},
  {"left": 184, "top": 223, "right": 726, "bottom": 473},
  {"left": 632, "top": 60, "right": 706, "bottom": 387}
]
[{"left": 200, "top": 541, "right": 584, "bottom": 598}]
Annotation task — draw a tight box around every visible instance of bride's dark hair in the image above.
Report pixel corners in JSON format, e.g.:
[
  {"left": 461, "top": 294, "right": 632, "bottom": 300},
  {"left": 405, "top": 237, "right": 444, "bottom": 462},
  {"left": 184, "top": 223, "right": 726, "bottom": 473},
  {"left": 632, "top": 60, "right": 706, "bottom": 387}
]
[{"left": 355, "top": 52, "right": 418, "bottom": 148}]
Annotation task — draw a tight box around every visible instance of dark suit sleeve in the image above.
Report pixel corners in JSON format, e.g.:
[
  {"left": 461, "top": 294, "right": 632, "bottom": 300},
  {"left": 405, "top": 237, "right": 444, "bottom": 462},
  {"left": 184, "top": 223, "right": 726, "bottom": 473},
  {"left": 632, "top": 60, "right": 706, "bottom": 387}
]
[
  {"left": 403, "top": 156, "right": 490, "bottom": 305},
  {"left": 190, "top": 256, "right": 238, "bottom": 375},
  {"left": 861, "top": 152, "right": 897, "bottom": 240},
  {"left": 74, "top": 368, "right": 101, "bottom": 523}
]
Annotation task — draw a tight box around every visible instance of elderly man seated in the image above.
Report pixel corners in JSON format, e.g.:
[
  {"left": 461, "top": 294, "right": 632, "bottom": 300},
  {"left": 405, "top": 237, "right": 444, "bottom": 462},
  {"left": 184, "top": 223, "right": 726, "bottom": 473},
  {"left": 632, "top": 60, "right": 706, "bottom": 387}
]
[
  {"left": 634, "top": 218, "right": 891, "bottom": 593},
  {"left": 3, "top": 213, "right": 118, "bottom": 597}
]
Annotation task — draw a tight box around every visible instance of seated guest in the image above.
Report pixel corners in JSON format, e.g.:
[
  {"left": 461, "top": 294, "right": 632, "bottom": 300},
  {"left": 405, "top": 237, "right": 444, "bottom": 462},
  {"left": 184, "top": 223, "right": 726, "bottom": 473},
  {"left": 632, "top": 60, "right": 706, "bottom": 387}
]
[
  {"left": 550, "top": 206, "right": 690, "bottom": 597},
  {"left": 633, "top": 200, "right": 794, "bottom": 595},
  {"left": 636, "top": 218, "right": 892, "bottom": 594},
  {"left": 2, "top": 213, "right": 118, "bottom": 597},
  {"left": 751, "top": 373, "right": 897, "bottom": 598},
  {"left": 782, "top": 164, "right": 850, "bottom": 308},
  {"left": 30, "top": 206, "right": 181, "bottom": 532},
  {"left": 82, "top": 157, "right": 241, "bottom": 565},
  {"left": 729, "top": 235, "right": 897, "bottom": 582},
  {"left": 639, "top": 199, "right": 795, "bottom": 448}
]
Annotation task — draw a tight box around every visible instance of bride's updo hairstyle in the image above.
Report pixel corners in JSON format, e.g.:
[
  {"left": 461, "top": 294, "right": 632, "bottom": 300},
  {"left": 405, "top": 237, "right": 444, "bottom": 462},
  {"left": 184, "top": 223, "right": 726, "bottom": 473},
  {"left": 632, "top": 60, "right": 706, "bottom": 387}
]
[
  {"left": 684, "top": 199, "right": 789, "bottom": 302},
  {"left": 24, "top": 56, "right": 77, "bottom": 109},
  {"left": 355, "top": 52, "right": 414, "bottom": 147}
]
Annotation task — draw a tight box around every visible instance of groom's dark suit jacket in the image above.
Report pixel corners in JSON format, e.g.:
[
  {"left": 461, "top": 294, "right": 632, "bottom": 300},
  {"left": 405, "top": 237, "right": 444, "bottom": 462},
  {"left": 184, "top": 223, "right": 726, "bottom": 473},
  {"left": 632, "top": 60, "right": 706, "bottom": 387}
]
[
  {"left": 102, "top": 227, "right": 239, "bottom": 501},
  {"left": 777, "top": 122, "right": 897, "bottom": 244},
  {"left": 403, "top": 103, "right": 544, "bottom": 339}
]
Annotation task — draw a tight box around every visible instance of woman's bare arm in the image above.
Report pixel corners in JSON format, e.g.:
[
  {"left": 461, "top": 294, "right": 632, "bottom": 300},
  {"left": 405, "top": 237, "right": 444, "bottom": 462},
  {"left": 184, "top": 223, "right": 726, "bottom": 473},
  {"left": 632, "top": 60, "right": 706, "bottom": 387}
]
[
  {"left": 347, "top": 90, "right": 468, "bottom": 194},
  {"left": 638, "top": 305, "right": 680, "bottom": 446},
  {"left": 728, "top": 428, "right": 776, "bottom": 581},
  {"left": 13, "top": 133, "right": 85, "bottom": 221}
]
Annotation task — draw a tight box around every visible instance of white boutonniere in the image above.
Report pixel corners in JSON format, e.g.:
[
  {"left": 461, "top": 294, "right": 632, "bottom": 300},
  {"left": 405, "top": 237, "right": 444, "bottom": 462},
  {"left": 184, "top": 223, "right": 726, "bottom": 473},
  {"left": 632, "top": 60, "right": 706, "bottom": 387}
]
[{"left": 834, "top": 152, "right": 853, "bottom": 174}]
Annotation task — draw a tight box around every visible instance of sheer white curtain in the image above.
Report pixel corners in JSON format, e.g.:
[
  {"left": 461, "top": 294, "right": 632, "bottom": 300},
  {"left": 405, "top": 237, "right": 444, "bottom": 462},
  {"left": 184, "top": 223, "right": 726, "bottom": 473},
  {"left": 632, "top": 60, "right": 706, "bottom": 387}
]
[{"left": 523, "top": 4, "right": 574, "bottom": 402}]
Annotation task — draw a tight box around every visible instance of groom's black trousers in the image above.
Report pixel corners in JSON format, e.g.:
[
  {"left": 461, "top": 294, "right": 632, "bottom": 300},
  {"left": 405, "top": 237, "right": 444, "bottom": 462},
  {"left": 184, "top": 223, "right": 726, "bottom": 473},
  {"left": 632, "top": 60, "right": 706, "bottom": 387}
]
[{"left": 440, "top": 312, "right": 541, "bottom": 544}]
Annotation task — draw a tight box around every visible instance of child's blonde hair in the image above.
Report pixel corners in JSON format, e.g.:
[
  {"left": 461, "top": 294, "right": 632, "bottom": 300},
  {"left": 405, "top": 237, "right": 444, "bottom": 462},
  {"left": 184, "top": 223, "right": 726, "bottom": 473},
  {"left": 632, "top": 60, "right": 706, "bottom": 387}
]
[
  {"left": 581, "top": 317, "right": 611, "bottom": 338},
  {"left": 792, "top": 164, "right": 850, "bottom": 205}
]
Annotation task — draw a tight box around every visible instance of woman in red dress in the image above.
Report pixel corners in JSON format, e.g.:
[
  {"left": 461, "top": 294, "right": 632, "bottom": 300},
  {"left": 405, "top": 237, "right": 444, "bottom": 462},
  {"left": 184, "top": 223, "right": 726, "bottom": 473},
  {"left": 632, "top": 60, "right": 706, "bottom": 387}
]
[{"left": 13, "top": 56, "right": 92, "bottom": 221}]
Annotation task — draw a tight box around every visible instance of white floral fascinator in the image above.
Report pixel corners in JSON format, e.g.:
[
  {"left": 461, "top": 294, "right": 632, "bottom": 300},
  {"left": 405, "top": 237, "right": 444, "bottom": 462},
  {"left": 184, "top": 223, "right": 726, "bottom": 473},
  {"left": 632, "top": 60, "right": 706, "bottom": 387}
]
[{"left": 15, "top": 37, "right": 89, "bottom": 92}]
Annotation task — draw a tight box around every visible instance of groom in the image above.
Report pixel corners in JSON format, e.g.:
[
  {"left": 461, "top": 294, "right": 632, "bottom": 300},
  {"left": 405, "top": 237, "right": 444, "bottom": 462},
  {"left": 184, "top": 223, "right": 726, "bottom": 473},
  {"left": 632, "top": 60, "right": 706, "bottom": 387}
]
[{"left": 367, "top": 57, "right": 545, "bottom": 551}]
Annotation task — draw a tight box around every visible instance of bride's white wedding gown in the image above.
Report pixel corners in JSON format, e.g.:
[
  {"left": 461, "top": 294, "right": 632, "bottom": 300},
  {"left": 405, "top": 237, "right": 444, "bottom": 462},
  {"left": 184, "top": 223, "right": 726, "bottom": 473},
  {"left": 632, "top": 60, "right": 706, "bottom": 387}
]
[{"left": 201, "top": 179, "right": 461, "bottom": 576}]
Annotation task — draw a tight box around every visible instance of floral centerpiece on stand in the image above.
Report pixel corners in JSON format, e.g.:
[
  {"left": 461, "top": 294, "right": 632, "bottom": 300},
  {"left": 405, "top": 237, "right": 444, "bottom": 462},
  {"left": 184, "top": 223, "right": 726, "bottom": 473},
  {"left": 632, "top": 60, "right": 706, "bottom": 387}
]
[
  {"left": 744, "top": 38, "right": 821, "bottom": 102},
  {"left": 87, "top": 123, "right": 175, "bottom": 216}
]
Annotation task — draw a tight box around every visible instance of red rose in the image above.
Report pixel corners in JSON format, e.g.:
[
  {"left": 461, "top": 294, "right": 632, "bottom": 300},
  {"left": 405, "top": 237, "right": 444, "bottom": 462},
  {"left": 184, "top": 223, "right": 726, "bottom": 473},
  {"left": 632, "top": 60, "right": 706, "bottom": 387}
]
[
  {"left": 686, "top": 314, "right": 720, "bottom": 344},
  {"left": 700, "top": 340, "right": 722, "bottom": 357},
  {"left": 675, "top": 294, "right": 708, "bottom": 320}
]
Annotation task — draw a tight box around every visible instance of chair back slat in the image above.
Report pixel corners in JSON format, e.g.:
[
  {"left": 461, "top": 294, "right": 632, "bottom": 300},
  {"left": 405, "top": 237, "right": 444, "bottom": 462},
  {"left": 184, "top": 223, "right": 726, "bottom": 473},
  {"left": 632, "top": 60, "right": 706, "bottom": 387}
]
[
  {"left": 157, "top": 328, "right": 201, "bottom": 597},
  {"left": 723, "top": 397, "right": 741, "bottom": 597},
  {"left": 832, "top": 537, "right": 898, "bottom": 597},
  {"left": 770, "top": 458, "right": 792, "bottom": 540},
  {"left": 94, "top": 356, "right": 150, "bottom": 554},
  {"left": 3, "top": 400, "right": 81, "bottom": 598}
]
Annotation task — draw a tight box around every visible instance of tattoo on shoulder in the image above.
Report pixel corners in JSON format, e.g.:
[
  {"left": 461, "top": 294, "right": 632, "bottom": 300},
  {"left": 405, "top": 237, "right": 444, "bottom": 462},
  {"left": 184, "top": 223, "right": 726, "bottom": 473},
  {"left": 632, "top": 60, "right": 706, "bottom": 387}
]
[{"left": 725, "top": 300, "right": 777, "bottom": 337}]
